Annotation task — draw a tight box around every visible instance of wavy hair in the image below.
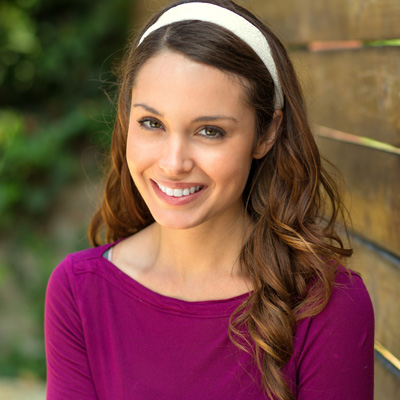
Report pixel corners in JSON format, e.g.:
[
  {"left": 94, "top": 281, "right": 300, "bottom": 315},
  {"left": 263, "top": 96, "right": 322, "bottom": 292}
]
[{"left": 89, "top": 1, "right": 352, "bottom": 399}]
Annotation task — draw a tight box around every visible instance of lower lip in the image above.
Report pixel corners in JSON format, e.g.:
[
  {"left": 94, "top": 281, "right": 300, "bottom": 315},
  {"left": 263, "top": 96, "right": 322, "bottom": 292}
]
[{"left": 150, "top": 180, "right": 207, "bottom": 206}]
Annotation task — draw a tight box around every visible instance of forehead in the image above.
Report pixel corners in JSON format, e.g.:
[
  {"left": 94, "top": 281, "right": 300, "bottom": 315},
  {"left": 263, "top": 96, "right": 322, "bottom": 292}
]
[{"left": 131, "top": 50, "right": 253, "bottom": 119}]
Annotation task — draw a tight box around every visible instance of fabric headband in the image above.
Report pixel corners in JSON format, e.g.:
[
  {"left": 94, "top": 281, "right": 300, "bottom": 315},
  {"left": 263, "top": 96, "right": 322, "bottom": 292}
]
[{"left": 138, "top": 2, "right": 284, "bottom": 110}]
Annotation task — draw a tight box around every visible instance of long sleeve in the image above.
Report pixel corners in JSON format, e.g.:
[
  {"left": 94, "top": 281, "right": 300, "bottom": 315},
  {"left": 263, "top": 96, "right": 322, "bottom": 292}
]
[
  {"left": 296, "top": 272, "right": 375, "bottom": 400},
  {"left": 44, "top": 256, "right": 98, "bottom": 399}
]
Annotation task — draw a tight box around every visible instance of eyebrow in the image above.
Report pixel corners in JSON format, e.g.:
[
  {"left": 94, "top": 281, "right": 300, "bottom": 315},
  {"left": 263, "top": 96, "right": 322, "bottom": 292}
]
[
  {"left": 133, "top": 103, "right": 238, "bottom": 123},
  {"left": 133, "top": 103, "right": 163, "bottom": 117},
  {"left": 192, "top": 115, "right": 238, "bottom": 123}
]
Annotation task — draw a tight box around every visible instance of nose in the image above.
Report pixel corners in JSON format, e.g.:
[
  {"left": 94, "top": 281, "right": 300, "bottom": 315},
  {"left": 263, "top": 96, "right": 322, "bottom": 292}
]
[{"left": 158, "top": 134, "right": 194, "bottom": 176}]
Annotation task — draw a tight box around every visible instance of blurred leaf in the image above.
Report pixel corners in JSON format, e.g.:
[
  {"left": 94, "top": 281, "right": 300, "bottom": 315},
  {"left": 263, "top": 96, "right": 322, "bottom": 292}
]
[
  {"left": 0, "top": 0, "right": 132, "bottom": 379},
  {"left": 0, "top": 3, "right": 40, "bottom": 54},
  {"left": 0, "top": 109, "right": 23, "bottom": 147}
]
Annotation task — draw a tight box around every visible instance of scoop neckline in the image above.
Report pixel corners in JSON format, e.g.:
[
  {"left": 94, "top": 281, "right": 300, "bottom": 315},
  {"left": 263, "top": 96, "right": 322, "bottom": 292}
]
[{"left": 98, "top": 241, "right": 252, "bottom": 318}]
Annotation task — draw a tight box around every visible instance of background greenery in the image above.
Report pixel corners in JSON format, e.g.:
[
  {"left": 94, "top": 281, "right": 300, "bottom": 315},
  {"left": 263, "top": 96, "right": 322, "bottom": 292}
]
[{"left": 0, "top": 0, "right": 133, "bottom": 381}]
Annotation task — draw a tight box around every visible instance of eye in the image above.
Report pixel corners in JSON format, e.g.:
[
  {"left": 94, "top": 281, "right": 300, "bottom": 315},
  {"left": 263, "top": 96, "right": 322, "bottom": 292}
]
[
  {"left": 197, "top": 126, "right": 225, "bottom": 139},
  {"left": 137, "top": 117, "right": 163, "bottom": 130}
]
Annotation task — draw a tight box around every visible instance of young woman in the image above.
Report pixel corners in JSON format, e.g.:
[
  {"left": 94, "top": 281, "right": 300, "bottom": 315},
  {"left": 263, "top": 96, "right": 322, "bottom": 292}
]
[{"left": 45, "top": 1, "right": 374, "bottom": 399}]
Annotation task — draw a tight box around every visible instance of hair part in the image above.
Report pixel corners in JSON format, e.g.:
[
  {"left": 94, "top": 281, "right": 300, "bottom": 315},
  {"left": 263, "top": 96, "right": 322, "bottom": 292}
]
[{"left": 89, "top": 1, "right": 352, "bottom": 399}]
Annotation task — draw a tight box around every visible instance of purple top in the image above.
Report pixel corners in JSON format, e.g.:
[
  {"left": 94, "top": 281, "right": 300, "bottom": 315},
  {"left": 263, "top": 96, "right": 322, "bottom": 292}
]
[{"left": 45, "top": 243, "right": 374, "bottom": 399}]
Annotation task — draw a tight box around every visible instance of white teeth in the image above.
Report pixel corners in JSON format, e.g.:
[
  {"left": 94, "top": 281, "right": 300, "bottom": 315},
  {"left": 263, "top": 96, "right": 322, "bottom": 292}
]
[
  {"left": 174, "top": 189, "right": 183, "bottom": 197},
  {"left": 156, "top": 182, "right": 203, "bottom": 197}
]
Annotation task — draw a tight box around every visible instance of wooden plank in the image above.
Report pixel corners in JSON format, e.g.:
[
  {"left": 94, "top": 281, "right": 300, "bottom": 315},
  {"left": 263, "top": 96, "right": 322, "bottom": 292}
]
[
  {"left": 349, "top": 237, "right": 400, "bottom": 359},
  {"left": 316, "top": 126, "right": 400, "bottom": 156},
  {"left": 317, "top": 137, "right": 400, "bottom": 257},
  {"left": 349, "top": 237, "right": 400, "bottom": 399},
  {"left": 292, "top": 47, "right": 400, "bottom": 147},
  {"left": 375, "top": 342, "right": 400, "bottom": 377},
  {"left": 133, "top": 0, "right": 171, "bottom": 28},
  {"left": 375, "top": 359, "right": 400, "bottom": 400},
  {"left": 250, "top": 0, "right": 400, "bottom": 42}
]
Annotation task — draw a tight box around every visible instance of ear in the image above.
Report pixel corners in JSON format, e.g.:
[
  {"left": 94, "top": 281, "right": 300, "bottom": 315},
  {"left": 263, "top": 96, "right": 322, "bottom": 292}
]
[{"left": 253, "top": 110, "right": 283, "bottom": 159}]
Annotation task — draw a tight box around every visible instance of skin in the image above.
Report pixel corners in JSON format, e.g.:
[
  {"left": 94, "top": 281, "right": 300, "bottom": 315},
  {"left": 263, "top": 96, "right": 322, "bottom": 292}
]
[{"left": 112, "top": 51, "right": 282, "bottom": 301}]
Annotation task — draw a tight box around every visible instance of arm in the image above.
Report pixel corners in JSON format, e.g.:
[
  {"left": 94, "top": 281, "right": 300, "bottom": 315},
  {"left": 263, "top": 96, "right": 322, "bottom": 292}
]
[
  {"left": 297, "top": 272, "right": 375, "bottom": 400},
  {"left": 45, "top": 256, "right": 98, "bottom": 399}
]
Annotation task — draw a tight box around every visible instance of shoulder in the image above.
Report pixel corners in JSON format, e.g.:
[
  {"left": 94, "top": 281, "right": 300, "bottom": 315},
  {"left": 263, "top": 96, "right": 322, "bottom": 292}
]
[
  {"left": 291, "top": 267, "right": 375, "bottom": 399},
  {"left": 324, "top": 266, "right": 374, "bottom": 325},
  {"left": 47, "top": 243, "right": 115, "bottom": 292},
  {"left": 293, "top": 265, "right": 375, "bottom": 363},
  {"left": 68, "top": 243, "right": 111, "bottom": 265},
  {"left": 45, "top": 242, "right": 122, "bottom": 326},
  {"left": 295, "top": 265, "right": 374, "bottom": 360}
]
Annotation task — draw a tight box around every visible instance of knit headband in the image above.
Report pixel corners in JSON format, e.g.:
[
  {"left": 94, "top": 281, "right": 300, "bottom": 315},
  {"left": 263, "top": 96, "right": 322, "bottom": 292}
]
[{"left": 138, "top": 2, "right": 284, "bottom": 110}]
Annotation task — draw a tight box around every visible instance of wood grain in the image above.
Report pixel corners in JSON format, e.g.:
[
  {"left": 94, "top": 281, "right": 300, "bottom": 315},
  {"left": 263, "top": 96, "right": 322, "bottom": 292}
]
[
  {"left": 375, "top": 359, "right": 400, "bottom": 400},
  {"left": 249, "top": 0, "right": 400, "bottom": 42},
  {"left": 291, "top": 47, "right": 400, "bottom": 147},
  {"left": 317, "top": 136, "right": 400, "bottom": 257},
  {"left": 133, "top": 0, "right": 171, "bottom": 28},
  {"left": 349, "top": 237, "right": 400, "bottom": 359}
]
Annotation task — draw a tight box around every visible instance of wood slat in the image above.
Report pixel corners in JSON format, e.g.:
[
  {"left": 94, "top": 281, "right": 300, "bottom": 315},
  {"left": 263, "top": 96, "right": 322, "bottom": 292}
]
[
  {"left": 375, "top": 359, "right": 400, "bottom": 399},
  {"left": 317, "top": 136, "right": 400, "bottom": 257},
  {"left": 133, "top": 0, "right": 170, "bottom": 28},
  {"left": 291, "top": 47, "right": 400, "bottom": 148},
  {"left": 375, "top": 342, "right": 400, "bottom": 376},
  {"left": 249, "top": 0, "right": 400, "bottom": 42},
  {"left": 316, "top": 126, "right": 400, "bottom": 156},
  {"left": 349, "top": 238, "right": 400, "bottom": 399},
  {"left": 349, "top": 237, "right": 400, "bottom": 358}
]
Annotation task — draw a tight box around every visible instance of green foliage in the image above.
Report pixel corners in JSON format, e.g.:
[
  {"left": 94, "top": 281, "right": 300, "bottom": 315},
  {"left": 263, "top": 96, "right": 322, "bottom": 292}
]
[
  {"left": 0, "top": 0, "right": 130, "bottom": 226},
  {"left": 0, "top": 0, "right": 133, "bottom": 380}
]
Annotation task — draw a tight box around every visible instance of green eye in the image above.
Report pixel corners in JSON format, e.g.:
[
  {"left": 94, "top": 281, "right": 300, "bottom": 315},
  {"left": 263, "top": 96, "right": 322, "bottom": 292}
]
[
  {"left": 138, "top": 118, "right": 163, "bottom": 130},
  {"left": 149, "top": 120, "right": 161, "bottom": 128},
  {"left": 205, "top": 127, "right": 218, "bottom": 136},
  {"left": 199, "top": 126, "right": 225, "bottom": 139}
]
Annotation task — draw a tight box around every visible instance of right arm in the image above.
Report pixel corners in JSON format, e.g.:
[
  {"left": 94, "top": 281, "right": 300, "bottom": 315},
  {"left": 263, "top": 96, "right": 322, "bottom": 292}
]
[{"left": 45, "top": 256, "right": 98, "bottom": 399}]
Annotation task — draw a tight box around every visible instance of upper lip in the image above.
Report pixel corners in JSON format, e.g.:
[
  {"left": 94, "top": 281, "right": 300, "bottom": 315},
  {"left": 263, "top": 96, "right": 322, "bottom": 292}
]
[{"left": 152, "top": 179, "right": 206, "bottom": 189}]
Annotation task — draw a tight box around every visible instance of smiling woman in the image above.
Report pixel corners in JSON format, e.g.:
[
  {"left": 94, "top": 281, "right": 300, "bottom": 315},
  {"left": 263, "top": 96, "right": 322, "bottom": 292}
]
[
  {"left": 44, "top": 1, "right": 374, "bottom": 400},
  {"left": 126, "top": 51, "right": 268, "bottom": 230}
]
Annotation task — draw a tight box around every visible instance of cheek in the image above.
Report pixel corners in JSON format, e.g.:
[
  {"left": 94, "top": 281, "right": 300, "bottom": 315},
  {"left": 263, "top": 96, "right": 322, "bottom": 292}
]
[
  {"left": 125, "top": 137, "right": 138, "bottom": 176},
  {"left": 126, "top": 131, "right": 154, "bottom": 175},
  {"left": 205, "top": 143, "right": 254, "bottom": 187}
]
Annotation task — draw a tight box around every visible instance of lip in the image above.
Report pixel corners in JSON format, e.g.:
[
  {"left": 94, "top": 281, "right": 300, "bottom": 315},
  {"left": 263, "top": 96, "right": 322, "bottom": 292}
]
[{"left": 150, "top": 179, "right": 207, "bottom": 206}]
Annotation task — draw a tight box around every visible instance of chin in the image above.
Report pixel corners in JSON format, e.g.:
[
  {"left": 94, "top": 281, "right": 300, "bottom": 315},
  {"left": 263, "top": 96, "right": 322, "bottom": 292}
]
[
  {"left": 151, "top": 211, "right": 209, "bottom": 231},
  {"left": 155, "top": 218, "right": 200, "bottom": 231}
]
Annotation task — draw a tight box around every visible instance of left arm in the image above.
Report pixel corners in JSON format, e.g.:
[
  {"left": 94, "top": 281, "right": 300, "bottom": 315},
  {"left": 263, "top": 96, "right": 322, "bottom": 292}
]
[{"left": 296, "top": 272, "right": 375, "bottom": 400}]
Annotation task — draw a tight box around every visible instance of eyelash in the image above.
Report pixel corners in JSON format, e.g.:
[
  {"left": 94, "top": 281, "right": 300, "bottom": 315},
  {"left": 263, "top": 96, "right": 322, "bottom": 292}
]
[
  {"left": 137, "top": 117, "right": 163, "bottom": 130},
  {"left": 137, "top": 117, "right": 226, "bottom": 140},
  {"left": 198, "top": 126, "right": 225, "bottom": 140}
]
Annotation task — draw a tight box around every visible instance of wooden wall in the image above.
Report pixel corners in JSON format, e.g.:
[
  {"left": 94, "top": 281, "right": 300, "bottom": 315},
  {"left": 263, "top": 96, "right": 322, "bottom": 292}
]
[
  {"left": 246, "top": 0, "right": 400, "bottom": 398},
  {"left": 133, "top": 1, "right": 400, "bottom": 398}
]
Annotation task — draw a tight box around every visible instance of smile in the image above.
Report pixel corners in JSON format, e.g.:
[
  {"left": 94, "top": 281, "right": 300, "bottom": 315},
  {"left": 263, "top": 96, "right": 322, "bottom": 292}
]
[{"left": 156, "top": 182, "right": 204, "bottom": 197}]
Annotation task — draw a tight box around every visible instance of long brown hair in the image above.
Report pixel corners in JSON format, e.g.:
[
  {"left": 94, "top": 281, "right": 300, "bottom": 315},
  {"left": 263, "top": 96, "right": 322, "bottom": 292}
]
[{"left": 89, "top": 1, "right": 352, "bottom": 399}]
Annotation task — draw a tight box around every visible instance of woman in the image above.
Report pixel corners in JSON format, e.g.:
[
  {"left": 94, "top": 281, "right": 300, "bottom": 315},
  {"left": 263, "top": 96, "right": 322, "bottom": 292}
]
[{"left": 45, "top": 1, "right": 374, "bottom": 399}]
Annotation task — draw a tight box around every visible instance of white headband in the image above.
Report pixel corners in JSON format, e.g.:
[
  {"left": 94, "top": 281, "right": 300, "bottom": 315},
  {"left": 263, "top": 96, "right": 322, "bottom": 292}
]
[{"left": 138, "top": 2, "right": 284, "bottom": 110}]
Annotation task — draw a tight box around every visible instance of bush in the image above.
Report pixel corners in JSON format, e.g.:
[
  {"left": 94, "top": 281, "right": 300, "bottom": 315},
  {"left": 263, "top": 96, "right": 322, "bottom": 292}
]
[{"left": 0, "top": 0, "right": 132, "bottom": 380}]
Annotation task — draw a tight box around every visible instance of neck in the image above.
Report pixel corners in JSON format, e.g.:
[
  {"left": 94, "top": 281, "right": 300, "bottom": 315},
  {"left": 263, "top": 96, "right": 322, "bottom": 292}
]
[{"left": 153, "top": 210, "right": 252, "bottom": 281}]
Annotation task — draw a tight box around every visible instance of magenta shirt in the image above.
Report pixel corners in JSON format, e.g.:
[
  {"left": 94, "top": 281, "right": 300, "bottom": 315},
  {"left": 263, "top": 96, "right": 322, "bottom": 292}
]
[{"left": 45, "top": 243, "right": 374, "bottom": 399}]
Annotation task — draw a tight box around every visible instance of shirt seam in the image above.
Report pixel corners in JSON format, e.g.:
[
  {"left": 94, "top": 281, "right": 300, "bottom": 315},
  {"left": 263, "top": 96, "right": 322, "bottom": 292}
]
[{"left": 72, "top": 259, "right": 238, "bottom": 320}]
